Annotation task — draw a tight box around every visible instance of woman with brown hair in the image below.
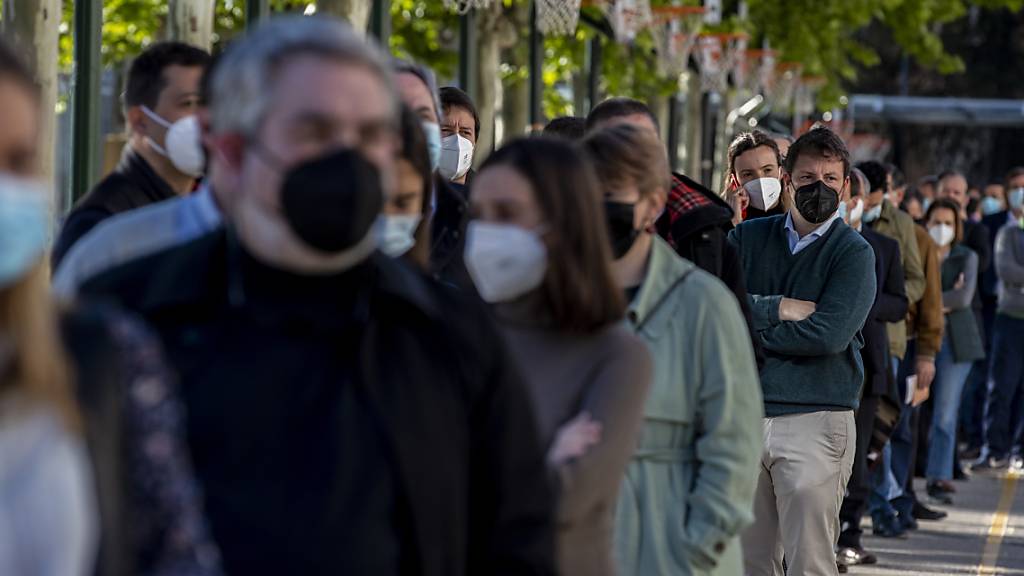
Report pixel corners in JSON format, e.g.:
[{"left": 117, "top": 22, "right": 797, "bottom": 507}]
[
  {"left": 0, "top": 180, "right": 97, "bottom": 576},
  {"left": 464, "top": 137, "right": 652, "bottom": 575},
  {"left": 582, "top": 124, "right": 762, "bottom": 576},
  {"left": 378, "top": 104, "right": 433, "bottom": 268}
]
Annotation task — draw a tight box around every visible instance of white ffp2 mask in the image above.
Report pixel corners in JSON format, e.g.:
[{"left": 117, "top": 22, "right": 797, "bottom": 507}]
[
  {"left": 743, "top": 177, "right": 782, "bottom": 212},
  {"left": 464, "top": 221, "right": 547, "bottom": 303},
  {"left": 929, "top": 223, "right": 955, "bottom": 247},
  {"left": 142, "top": 107, "right": 205, "bottom": 178},
  {"left": 439, "top": 134, "right": 474, "bottom": 182}
]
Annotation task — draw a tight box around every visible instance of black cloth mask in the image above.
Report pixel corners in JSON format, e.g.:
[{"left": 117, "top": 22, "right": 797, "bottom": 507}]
[
  {"left": 604, "top": 201, "right": 640, "bottom": 259},
  {"left": 793, "top": 180, "right": 840, "bottom": 225},
  {"left": 280, "top": 148, "right": 383, "bottom": 253}
]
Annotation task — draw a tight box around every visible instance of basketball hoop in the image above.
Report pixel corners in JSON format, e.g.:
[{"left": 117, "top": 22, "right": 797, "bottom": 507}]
[
  {"left": 443, "top": 0, "right": 494, "bottom": 15},
  {"left": 537, "top": 0, "right": 583, "bottom": 36},
  {"left": 738, "top": 48, "right": 774, "bottom": 96},
  {"left": 769, "top": 61, "right": 802, "bottom": 113},
  {"left": 652, "top": 5, "right": 705, "bottom": 76},
  {"left": 695, "top": 32, "right": 747, "bottom": 93},
  {"left": 606, "top": 0, "right": 653, "bottom": 44},
  {"left": 796, "top": 75, "right": 827, "bottom": 116}
]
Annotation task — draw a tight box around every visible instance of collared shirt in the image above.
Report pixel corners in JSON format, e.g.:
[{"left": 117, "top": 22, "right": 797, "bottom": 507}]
[
  {"left": 52, "top": 184, "right": 223, "bottom": 298},
  {"left": 784, "top": 210, "right": 841, "bottom": 254}
]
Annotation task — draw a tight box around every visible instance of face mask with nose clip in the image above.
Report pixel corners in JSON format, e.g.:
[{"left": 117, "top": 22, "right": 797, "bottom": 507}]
[{"left": 141, "top": 106, "right": 206, "bottom": 178}]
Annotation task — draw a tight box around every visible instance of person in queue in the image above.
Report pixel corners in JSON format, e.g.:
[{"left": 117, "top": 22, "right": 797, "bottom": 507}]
[
  {"left": 937, "top": 171, "right": 991, "bottom": 277},
  {"left": 837, "top": 168, "right": 908, "bottom": 567},
  {"left": 466, "top": 136, "right": 652, "bottom": 575},
  {"left": 585, "top": 97, "right": 763, "bottom": 371},
  {"left": 53, "top": 53, "right": 225, "bottom": 297},
  {"left": 543, "top": 116, "right": 586, "bottom": 140},
  {"left": 724, "top": 130, "right": 786, "bottom": 225},
  {"left": 80, "top": 17, "right": 555, "bottom": 575},
  {"left": 439, "top": 86, "right": 478, "bottom": 189},
  {"left": 378, "top": 105, "right": 433, "bottom": 267},
  {"left": 974, "top": 167, "right": 1024, "bottom": 471},
  {"left": 582, "top": 124, "right": 762, "bottom": 575},
  {"left": 53, "top": 42, "right": 211, "bottom": 266},
  {"left": 887, "top": 163, "right": 908, "bottom": 208},
  {"left": 0, "top": 181, "right": 97, "bottom": 576},
  {"left": 921, "top": 199, "right": 984, "bottom": 502},
  {"left": 918, "top": 175, "right": 938, "bottom": 213},
  {"left": 730, "top": 126, "right": 876, "bottom": 576}
]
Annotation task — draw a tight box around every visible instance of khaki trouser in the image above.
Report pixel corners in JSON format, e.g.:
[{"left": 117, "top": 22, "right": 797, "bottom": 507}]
[{"left": 741, "top": 410, "right": 856, "bottom": 576}]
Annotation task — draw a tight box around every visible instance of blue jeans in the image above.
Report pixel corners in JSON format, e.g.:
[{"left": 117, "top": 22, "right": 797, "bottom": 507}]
[
  {"left": 983, "top": 315, "right": 1024, "bottom": 460},
  {"left": 927, "top": 337, "right": 973, "bottom": 480},
  {"left": 891, "top": 341, "right": 918, "bottom": 518}
]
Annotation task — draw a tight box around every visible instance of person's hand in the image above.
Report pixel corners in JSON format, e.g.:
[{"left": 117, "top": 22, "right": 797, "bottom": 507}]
[
  {"left": 916, "top": 358, "right": 936, "bottom": 391},
  {"left": 779, "top": 298, "right": 816, "bottom": 322},
  {"left": 548, "top": 412, "right": 602, "bottom": 467},
  {"left": 727, "top": 189, "right": 747, "bottom": 227}
]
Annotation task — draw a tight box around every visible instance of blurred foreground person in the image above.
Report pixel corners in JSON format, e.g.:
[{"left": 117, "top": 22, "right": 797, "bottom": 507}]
[
  {"left": 378, "top": 105, "right": 433, "bottom": 267},
  {"left": 731, "top": 126, "right": 876, "bottom": 576},
  {"left": 82, "top": 17, "right": 554, "bottom": 575},
  {"left": 586, "top": 97, "right": 763, "bottom": 371},
  {"left": 543, "top": 117, "right": 586, "bottom": 140},
  {"left": 0, "top": 181, "right": 96, "bottom": 576},
  {"left": 583, "top": 125, "right": 762, "bottom": 575},
  {"left": 467, "top": 137, "right": 651, "bottom": 575}
]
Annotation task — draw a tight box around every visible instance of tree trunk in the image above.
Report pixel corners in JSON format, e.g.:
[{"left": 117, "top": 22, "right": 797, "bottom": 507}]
[
  {"left": 473, "top": 1, "right": 505, "bottom": 161},
  {"left": 2, "top": 0, "right": 60, "bottom": 196},
  {"left": 501, "top": 0, "right": 531, "bottom": 143},
  {"left": 168, "top": 0, "right": 214, "bottom": 50},
  {"left": 318, "top": 0, "right": 372, "bottom": 36}
]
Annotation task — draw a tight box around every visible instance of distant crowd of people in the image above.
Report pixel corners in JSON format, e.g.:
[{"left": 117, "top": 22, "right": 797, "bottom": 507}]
[{"left": 1, "top": 12, "right": 1023, "bottom": 576}]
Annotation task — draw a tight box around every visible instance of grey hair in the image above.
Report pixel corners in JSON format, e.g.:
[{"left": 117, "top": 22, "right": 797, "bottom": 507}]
[
  {"left": 390, "top": 57, "right": 442, "bottom": 123},
  {"left": 210, "top": 15, "right": 396, "bottom": 135}
]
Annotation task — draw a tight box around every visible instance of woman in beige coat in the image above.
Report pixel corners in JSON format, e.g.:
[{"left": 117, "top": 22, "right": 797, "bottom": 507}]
[{"left": 464, "top": 137, "right": 652, "bottom": 575}]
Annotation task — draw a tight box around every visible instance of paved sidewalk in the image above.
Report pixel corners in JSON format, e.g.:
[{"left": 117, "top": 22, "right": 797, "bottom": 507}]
[{"left": 852, "top": 474, "right": 1024, "bottom": 575}]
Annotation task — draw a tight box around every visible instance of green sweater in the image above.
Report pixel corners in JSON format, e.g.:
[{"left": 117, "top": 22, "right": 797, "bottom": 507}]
[{"left": 728, "top": 215, "right": 877, "bottom": 417}]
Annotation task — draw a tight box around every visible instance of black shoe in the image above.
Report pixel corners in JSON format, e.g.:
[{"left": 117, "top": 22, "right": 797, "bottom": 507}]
[
  {"left": 954, "top": 465, "right": 971, "bottom": 481},
  {"left": 913, "top": 501, "right": 948, "bottom": 521},
  {"left": 837, "top": 546, "right": 878, "bottom": 566},
  {"left": 927, "top": 482, "right": 954, "bottom": 505},
  {"left": 971, "top": 456, "right": 1009, "bottom": 474},
  {"left": 962, "top": 445, "right": 982, "bottom": 460},
  {"left": 899, "top": 511, "right": 919, "bottom": 531},
  {"left": 872, "top": 513, "right": 909, "bottom": 538},
  {"left": 838, "top": 563, "right": 848, "bottom": 574}
]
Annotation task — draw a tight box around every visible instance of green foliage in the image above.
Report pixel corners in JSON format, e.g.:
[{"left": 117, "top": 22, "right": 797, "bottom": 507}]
[{"left": 389, "top": 0, "right": 459, "bottom": 80}]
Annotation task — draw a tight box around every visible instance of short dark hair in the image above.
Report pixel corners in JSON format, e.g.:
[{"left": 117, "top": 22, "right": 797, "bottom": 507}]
[
  {"left": 1006, "top": 167, "right": 1024, "bottom": 185},
  {"left": 585, "top": 98, "right": 659, "bottom": 133},
  {"left": 937, "top": 169, "right": 965, "bottom": 184},
  {"left": 728, "top": 131, "right": 782, "bottom": 175},
  {"left": 856, "top": 161, "right": 888, "bottom": 194},
  {"left": 479, "top": 137, "right": 625, "bottom": 333},
  {"left": 440, "top": 86, "right": 480, "bottom": 138},
  {"left": 887, "top": 163, "right": 905, "bottom": 189},
  {"left": 543, "top": 116, "right": 586, "bottom": 140},
  {"left": 925, "top": 198, "right": 964, "bottom": 244},
  {"left": 0, "top": 38, "right": 38, "bottom": 96},
  {"left": 125, "top": 42, "right": 211, "bottom": 109},
  {"left": 398, "top": 104, "right": 433, "bottom": 269},
  {"left": 785, "top": 126, "right": 851, "bottom": 179},
  {"left": 850, "top": 167, "right": 868, "bottom": 198}
]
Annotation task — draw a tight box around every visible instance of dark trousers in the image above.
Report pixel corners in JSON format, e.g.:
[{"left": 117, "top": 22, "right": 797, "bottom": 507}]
[
  {"left": 984, "top": 314, "right": 1024, "bottom": 459},
  {"left": 962, "top": 296, "right": 998, "bottom": 449},
  {"left": 839, "top": 395, "right": 879, "bottom": 549},
  {"left": 892, "top": 340, "right": 919, "bottom": 518}
]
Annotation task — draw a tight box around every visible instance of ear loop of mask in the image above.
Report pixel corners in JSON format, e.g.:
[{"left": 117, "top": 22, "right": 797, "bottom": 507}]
[{"left": 141, "top": 106, "right": 172, "bottom": 157}]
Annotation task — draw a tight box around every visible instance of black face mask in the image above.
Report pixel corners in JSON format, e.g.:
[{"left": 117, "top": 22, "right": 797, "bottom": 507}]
[
  {"left": 604, "top": 201, "right": 640, "bottom": 259},
  {"left": 279, "top": 148, "right": 383, "bottom": 253},
  {"left": 793, "top": 180, "right": 840, "bottom": 224}
]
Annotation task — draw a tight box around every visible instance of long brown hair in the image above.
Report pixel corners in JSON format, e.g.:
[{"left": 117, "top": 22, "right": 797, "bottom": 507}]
[
  {"left": 397, "top": 104, "right": 433, "bottom": 269},
  {"left": 0, "top": 262, "right": 78, "bottom": 431},
  {"left": 479, "top": 137, "right": 626, "bottom": 333}
]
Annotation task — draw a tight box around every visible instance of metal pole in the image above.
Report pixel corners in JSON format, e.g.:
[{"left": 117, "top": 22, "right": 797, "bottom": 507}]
[
  {"left": 667, "top": 95, "right": 681, "bottom": 173},
  {"left": 246, "top": 0, "right": 270, "bottom": 28},
  {"left": 71, "top": 0, "right": 102, "bottom": 203},
  {"left": 458, "top": 12, "right": 478, "bottom": 97},
  {"left": 528, "top": 1, "right": 543, "bottom": 130},
  {"left": 700, "top": 92, "right": 720, "bottom": 188},
  {"left": 369, "top": 0, "right": 391, "bottom": 45},
  {"left": 587, "top": 36, "right": 602, "bottom": 114}
]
